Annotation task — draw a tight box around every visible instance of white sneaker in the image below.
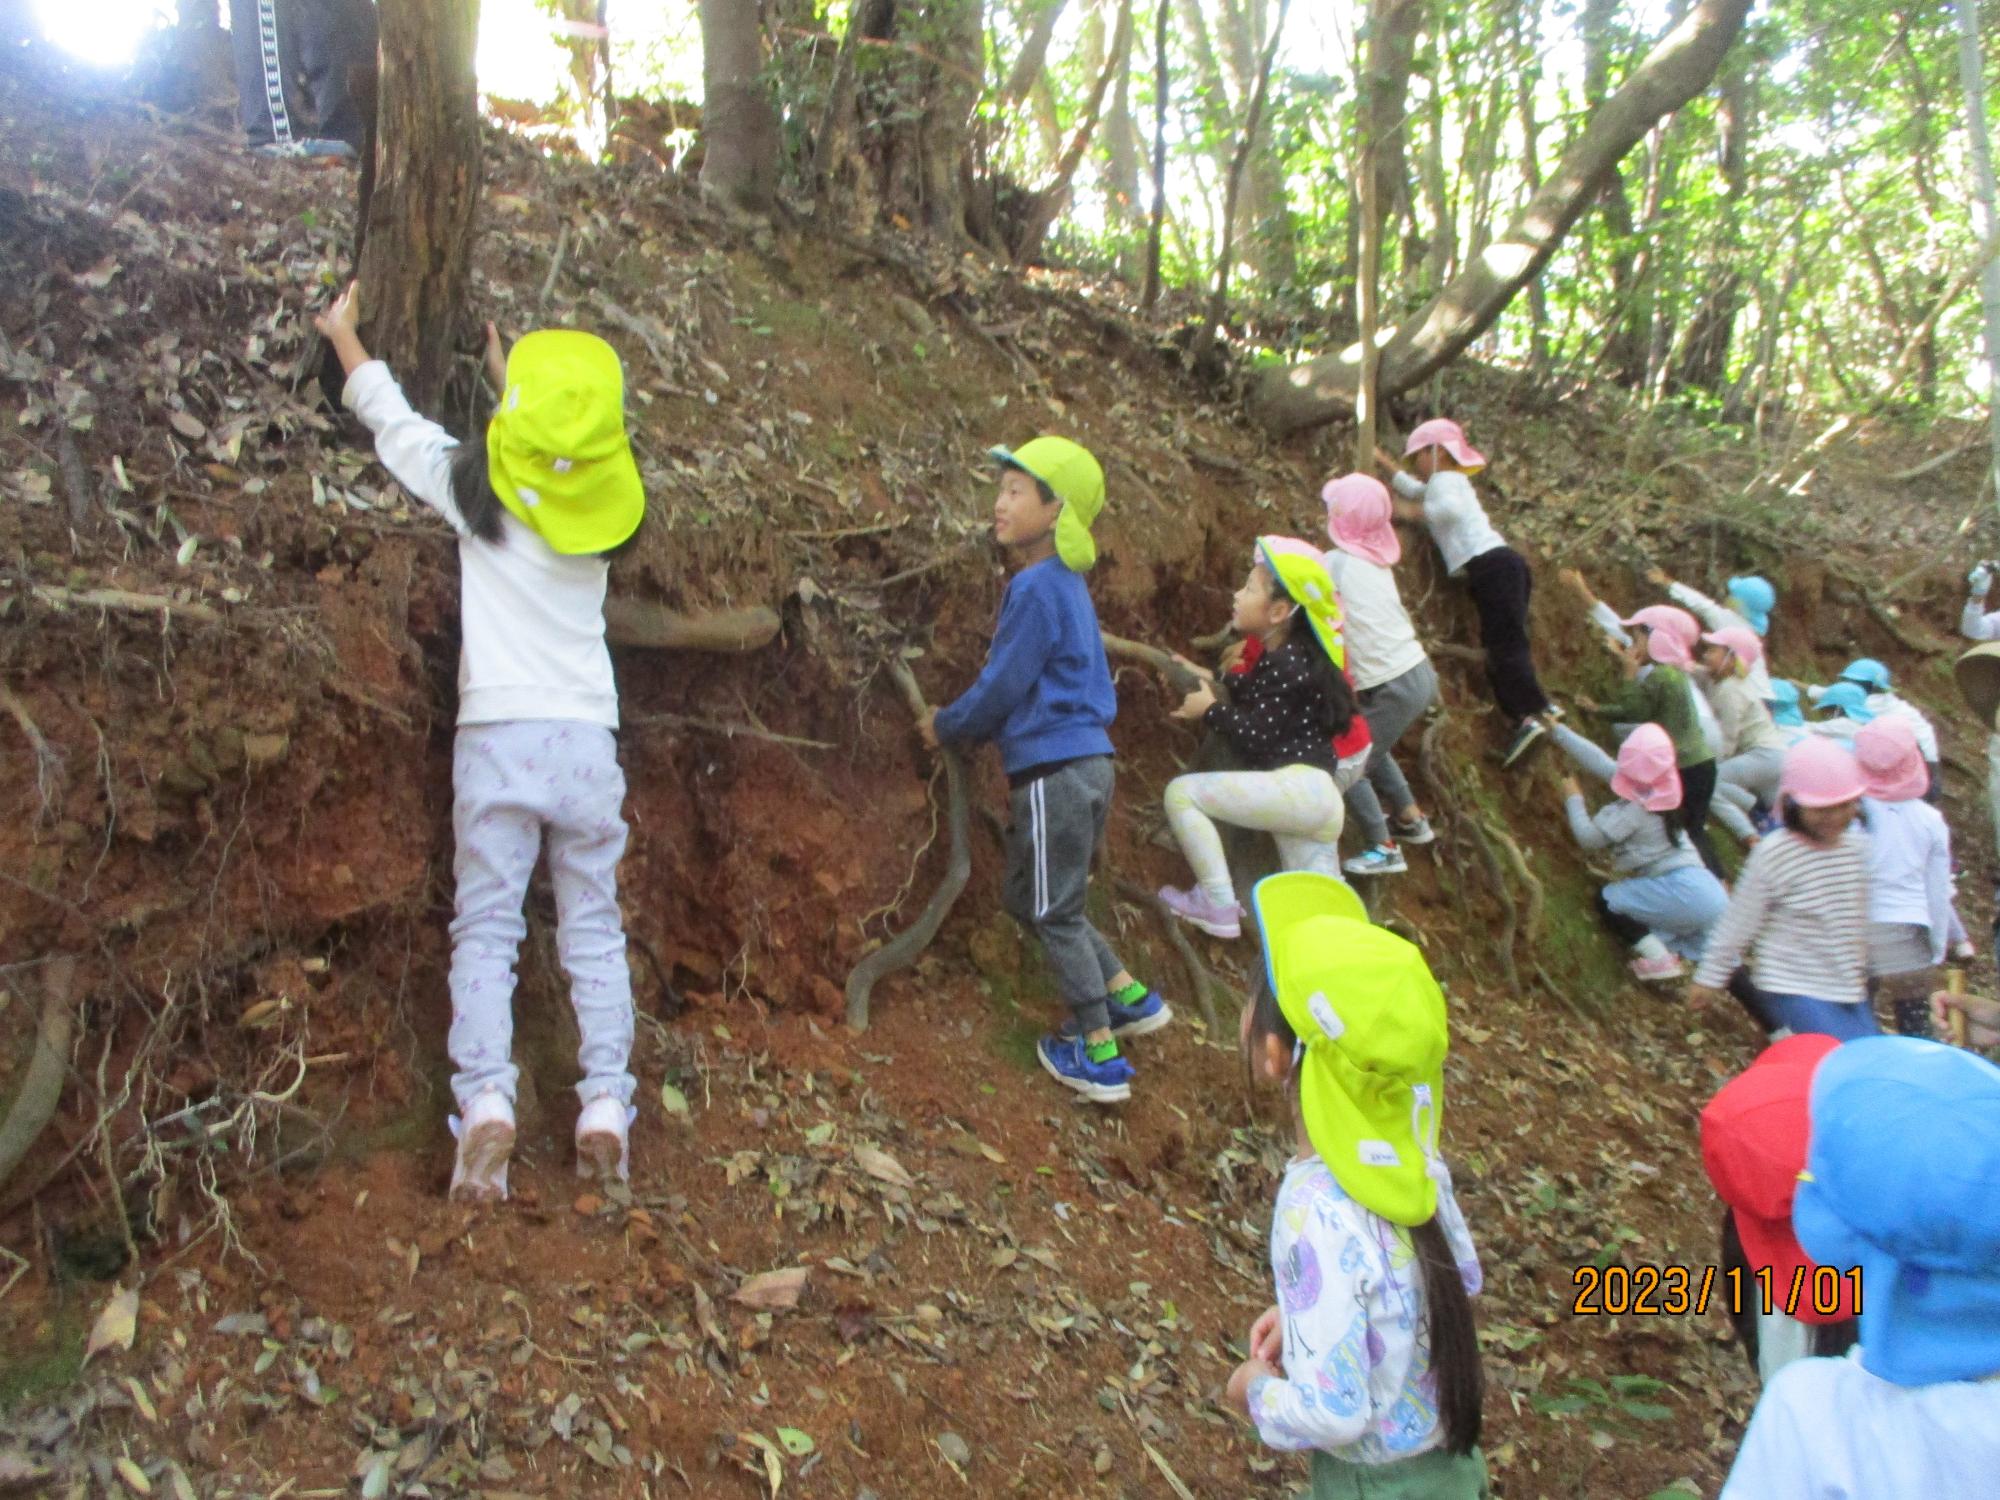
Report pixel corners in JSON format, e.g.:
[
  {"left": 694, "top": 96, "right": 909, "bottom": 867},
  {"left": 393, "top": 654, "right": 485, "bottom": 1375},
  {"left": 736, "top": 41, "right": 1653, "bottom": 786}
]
[
  {"left": 576, "top": 1096, "right": 635, "bottom": 1182},
  {"left": 448, "top": 1090, "right": 515, "bottom": 1203},
  {"left": 1628, "top": 953, "right": 1686, "bottom": 984}
]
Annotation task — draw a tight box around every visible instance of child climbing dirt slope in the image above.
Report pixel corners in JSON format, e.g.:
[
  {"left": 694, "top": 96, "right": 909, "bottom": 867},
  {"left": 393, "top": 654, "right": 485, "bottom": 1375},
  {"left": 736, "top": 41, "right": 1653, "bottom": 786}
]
[{"left": 2, "top": 65, "right": 1998, "bottom": 1499}]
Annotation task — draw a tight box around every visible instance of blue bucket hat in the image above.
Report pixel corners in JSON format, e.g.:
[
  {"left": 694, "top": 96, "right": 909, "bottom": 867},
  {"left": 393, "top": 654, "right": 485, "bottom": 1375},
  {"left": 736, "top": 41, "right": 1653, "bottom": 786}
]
[
  {"left": 1815, "top": 681, "right": 1875, "bottom": 722},
  {"left": 1727, "top": 576, "right": 1775, "bottom": 635},
  {"left": 1794, "top": 1036, "right": 2000, "bottom": 1386},
  {"left": 1841, "top": 657, "right": 1892, "bottom": 693},
  {"left": 1768, "top": 679, "right": 1805, "bottom": 728}
]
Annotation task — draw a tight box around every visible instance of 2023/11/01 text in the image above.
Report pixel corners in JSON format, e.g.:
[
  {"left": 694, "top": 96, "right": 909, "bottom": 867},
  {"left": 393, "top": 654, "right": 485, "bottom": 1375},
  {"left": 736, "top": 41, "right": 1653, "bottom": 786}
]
[{"left": 1571, "top": 1264, "right": 1862, "bottom": 1318}]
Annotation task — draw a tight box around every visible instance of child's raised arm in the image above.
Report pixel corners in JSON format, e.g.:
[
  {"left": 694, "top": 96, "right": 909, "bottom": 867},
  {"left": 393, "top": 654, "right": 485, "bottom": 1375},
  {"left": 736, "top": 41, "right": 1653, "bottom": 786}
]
[{"left": 314, "top": 281, "right": 372, "bottom": 376}]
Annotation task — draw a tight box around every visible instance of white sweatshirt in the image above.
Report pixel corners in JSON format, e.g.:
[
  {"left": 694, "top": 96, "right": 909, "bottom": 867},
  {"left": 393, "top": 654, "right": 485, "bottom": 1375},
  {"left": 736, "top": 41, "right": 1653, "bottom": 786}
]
[{"left": 344, "top": 361, "right": 621, "bottom": 729}]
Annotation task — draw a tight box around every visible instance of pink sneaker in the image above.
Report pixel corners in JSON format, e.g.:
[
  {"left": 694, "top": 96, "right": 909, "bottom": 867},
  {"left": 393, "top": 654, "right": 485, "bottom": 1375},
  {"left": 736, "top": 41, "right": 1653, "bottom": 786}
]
[
  {"left": 1628, "top": 953, "right": 1686, "bottom": 984},
  {"left": 576, "top": 1096, "right": 635, "bottom": 1182},
  {"left": 448, "top": 1090, "right": 515, "bottom": 1203},
  {"left": 1157, "top": 885, "right": 1244, "bottom": 939}
]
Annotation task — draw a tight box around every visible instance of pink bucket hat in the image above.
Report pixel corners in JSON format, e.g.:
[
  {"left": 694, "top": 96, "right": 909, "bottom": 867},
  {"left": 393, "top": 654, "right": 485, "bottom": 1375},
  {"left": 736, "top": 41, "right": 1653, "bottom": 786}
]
[
  {"left": 1322, "top": 473, "right": 1401, "bottom": 567},
  {"left": 1402, "top": 418, "right": 1486, "bottom": 473},
  {"left": 1702, "top": 626, "right": 1764, "bottom": 674},
  {"left": 1620, "top": 605, "right": 1698, "bottom": 668},
  {"left": 1780, "top": 736, "right": 1867, "bottom": 809},
  {"left": 1610, "top": 723, "right": 1683, "bottom": 812},
  {"left": 1853, "top": 718, "right": 1928, "bottom": 802}
]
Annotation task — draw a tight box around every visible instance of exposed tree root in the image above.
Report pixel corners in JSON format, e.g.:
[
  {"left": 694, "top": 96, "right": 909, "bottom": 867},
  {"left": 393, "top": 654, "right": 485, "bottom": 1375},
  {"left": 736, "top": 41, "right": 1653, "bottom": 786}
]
[
  {"left": 1112, "top": 877, "right": 1222, "bottom": 1030},
  {"left": 0, "top": 957, "right": 78, "bottom": 1195},
  {"left": 603, "top": 600, "right": 781, "bottom": 652},
  {"left": 845, "top": 661, "right": 971, "bottom": 1033}
]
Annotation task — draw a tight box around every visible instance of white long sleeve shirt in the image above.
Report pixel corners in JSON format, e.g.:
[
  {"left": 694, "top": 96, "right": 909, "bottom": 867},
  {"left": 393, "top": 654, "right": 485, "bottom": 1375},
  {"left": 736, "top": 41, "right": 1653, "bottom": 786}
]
[
  {"left": 343, "top": 361, "right": 621, "bottom": 729},
  {"left": 1861, "top": 798, "right": 1954, "bottom": 964},
  {"left": 1720, "top": 1351, "right": 2000, "bottom": 1500},
  {"left": 1961, "top": 593, "right": 2000, "bottom": 641},
  {"left": 1390, "top": 470, "right": 1505, "bottom": 576},
  {"left": 1322, "top": 549, "right": 1429, "bottom": 690},
  {"left": 1247, "top": 1157, "right": 1481, "bottom": 1464}
]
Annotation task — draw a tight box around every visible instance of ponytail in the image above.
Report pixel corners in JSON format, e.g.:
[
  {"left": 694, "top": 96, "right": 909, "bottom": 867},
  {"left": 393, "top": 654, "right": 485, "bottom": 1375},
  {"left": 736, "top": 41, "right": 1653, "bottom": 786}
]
[{"left": 1410, "top": 1215, "right": 1484, "bottom": 1455}]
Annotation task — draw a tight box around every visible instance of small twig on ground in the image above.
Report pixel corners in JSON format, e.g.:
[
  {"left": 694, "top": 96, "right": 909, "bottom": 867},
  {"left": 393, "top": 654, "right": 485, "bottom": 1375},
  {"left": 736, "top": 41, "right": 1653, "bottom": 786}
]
[
  {"left": 593, "top": 293, "right": 698, "bottom": 397},
  {"left": 536, "top": 221, "right": 570, "bottom": 311},
  {"left": 29, "top": 584, "right": 220, "bottom": 624},
  {"left": 866, "top": 545, "right": 985, "bottom": 590},
  {"left": 0, "top": 677, "right": 64, "bottom": 822},
  {"left": 628, "top": 712, "right": 834, "bottom": 750}
]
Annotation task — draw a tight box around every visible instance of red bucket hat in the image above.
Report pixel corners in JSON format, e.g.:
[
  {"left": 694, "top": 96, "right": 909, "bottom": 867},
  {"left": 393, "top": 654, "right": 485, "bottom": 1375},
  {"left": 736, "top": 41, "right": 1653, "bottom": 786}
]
[{"left": 1699, "top": 1034, "right": 1857, "bottom": 1326}]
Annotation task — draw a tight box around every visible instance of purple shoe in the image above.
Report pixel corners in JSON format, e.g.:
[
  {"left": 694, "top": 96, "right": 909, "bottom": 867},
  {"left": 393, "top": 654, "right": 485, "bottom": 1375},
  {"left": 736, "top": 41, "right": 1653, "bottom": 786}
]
[{"left": 1157, "top": 885, "right": 1244, "bottom": 939}]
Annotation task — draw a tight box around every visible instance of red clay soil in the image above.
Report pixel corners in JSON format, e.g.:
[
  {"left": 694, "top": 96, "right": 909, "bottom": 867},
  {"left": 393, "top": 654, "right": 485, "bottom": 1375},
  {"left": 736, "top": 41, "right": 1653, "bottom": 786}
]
[{"left": 3, "top": 56, "right": 1997, "bottom": 1500}]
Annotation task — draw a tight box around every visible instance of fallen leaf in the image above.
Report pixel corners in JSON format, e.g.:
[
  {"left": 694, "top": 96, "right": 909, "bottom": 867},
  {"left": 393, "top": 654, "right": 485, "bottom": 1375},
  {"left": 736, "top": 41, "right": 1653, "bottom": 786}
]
[
  {"left": 85, "top": 1285, "right": 139, "bottom": 1363},
  {"left": 733, "top": 1266, "right": 808, "bottom": 1311},
  {"left": 737, "top": 1431, "right": 784, "bottom": 1498},
  {"left": 659, "top": 1080, "right": 691, "bottom": 1119},
  {"left": 72, "top": 256, "right": 122, "bottom": 290},
  {"left": 113, "top": 1456, "right": 152, "bottom": 1495},
  {"left": 852, "top": 1145, "right": 915, "bottom": 1188},
  {"left": 935, "top": 1431, "right": 971, "bottom": 1468},
  {"left": 774, "top": 1426, "right": 814, "bottom": 1457},
  {"left": 167, "top": 410, "right": 207, "bottom": 442}
]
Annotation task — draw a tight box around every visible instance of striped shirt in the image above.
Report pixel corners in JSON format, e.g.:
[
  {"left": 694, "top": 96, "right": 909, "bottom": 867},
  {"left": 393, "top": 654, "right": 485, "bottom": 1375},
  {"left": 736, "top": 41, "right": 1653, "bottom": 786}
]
[{"left": 1693, "top": 827, "right": 1871, "bottom": 1001}]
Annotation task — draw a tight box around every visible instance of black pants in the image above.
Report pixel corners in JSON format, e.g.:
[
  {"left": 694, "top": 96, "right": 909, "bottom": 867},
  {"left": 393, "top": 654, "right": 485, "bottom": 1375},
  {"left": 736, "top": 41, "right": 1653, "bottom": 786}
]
[
  {"left": 1461, "top": 547, "right": 1551, "bottom": 721},
  {"left": 230, "top": 0, "right": 379, "bottom": 150},
  {"left": 1679, "top": 758, "right": 1725, "bottom": 877}
]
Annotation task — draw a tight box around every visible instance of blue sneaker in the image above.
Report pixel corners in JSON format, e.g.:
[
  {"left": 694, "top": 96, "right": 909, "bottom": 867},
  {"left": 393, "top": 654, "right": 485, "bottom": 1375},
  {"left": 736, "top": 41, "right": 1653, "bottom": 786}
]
[
  {"left": 1036, "top": 1034, "right": 1134, "bottom": 1103},
  {"left": 1105, "top": 991, "right": 1173, "bottom": 1038},
  {"left": 1343, "top": 843, "right": 1407, "bottom": 876}
]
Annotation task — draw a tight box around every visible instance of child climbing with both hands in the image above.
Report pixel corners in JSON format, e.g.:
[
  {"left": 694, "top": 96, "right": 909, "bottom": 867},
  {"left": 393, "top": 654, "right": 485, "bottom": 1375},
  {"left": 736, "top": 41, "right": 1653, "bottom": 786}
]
[
  {"left": 314, "top": 282, "right": 645, "bottom": 1202},
  {"left": 1320, "top": 474, "right": 1438, "bottom": 877},
  {"left": 1157, "top": 539, "right": 1363, "bottom": 940},
  {"left": 1853, "top": 719, "right": 1970, "bottom": 1039},
  {"left": 1643, "top": 565, "right": 1778, "bottom": 699},
  {"left": 1556, "top": 723, "right": 1727, "bottom": 985},
  {"left": 918, "top": 438, "right": 1168, "bottom": 1106},
  {"left": 1689, "top": 738, "right": 1876, "bottom": 1041},
  {"left": 1719, "top": 1035, "right": 2000, "bottom": 1499},
  {"left": 1555, "top": 590, "right": 1726, "bottom": 875},
  {"left": 1226, "top": 873, "right": 1490, "bottom": 1499},
  {"left": 1376, "top": 420, "right": 1557, "bottom": 769}
]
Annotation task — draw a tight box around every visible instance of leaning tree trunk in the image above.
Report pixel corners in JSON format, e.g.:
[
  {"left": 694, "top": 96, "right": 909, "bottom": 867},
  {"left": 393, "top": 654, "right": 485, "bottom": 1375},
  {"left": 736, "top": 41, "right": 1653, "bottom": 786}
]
[
  {"left": 1247, "top": 0, "right": 1751, "bottom": 435},
  {"left": 356, "top": 0, "right": 482, "bottom": 416},
  {"left": 698, "top": 0, "right": 782, "bottom": 216},
  {"left": 1956, "top": 0, "right": 2000, "bottom": 519}
]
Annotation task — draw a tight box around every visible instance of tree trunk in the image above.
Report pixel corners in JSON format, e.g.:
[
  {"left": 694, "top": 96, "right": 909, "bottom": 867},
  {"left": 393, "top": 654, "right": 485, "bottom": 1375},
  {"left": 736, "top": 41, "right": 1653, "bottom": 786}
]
[
  {"left": 1192, "top": 0, "right": 1289, "bottom": 357},
  {"left": 698, "top": 0, "right": 782, "bottom": 216},
  {"left": 916, "top": 0, "right": 984, "bottom": 239},
  {"left": 357, "top": 0, "right": 482, "bottom": 417},
  {"left": 1673, "top": 50, "right": 1753, "bottom": 392},
  {"left": 1353, "top": 0, "right": 1391, "bottom": 469},
  {"left": 1359, "top": 0, "right": 1422, "bottom": 323},
  {"left": 1140, "top": 0, "right": 1171, "bottom": 309},
  {"left": 1104, "top": 6, "right": 1144, "bottom": 253},
  {"left": 1247, "top": 0, "right": 1752, "bottom": 435},
  {"left": 1584, "top": 0, "right": 1648, "bottom": 385},
  {"left": 1010, "top": 0, "right": 1131, "bottom": 262},
  {"left": 1955, "top": 0, "right": 2000, "bottom": 515},
  {"left": 1001, "top": 0, "right": 1070, "bottom": 104}
]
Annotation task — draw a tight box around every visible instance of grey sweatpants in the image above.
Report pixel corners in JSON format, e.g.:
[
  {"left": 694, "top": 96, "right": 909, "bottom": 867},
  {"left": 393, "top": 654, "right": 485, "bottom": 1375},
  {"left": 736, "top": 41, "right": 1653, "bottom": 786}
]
[
  {"left": 1003, "top": 756, "right": 1127, "bottom": 1035},
  {"left": 1344, "top": 658, "right": 1438, "bottom": 845},
  {"left": 448, "top": 721, "right": 636, "bottom": 1113}
]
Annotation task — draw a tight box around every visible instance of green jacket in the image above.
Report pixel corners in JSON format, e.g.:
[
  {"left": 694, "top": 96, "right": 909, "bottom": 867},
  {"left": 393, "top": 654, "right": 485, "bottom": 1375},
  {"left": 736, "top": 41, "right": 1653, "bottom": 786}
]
[{"left": 1597, "top": 666, "right": 1708, "bottom": 767}]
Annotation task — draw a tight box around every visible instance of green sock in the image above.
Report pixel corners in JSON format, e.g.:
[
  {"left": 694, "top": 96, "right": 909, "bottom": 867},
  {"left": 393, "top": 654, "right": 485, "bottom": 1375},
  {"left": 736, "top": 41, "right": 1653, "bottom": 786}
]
[
  {"left": 1087, "top": 1037, "right": 1120, "bottom": 1064},
  {"left": 1111, "top": 980, "right": 1148, "bottom": 1005}
]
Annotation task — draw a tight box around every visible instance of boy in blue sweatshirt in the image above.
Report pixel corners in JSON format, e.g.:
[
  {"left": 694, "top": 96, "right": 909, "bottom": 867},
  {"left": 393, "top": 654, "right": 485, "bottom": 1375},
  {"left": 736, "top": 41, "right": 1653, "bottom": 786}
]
[{"left": 919, "top": 438, "right": 1169, "bottom": 1103}]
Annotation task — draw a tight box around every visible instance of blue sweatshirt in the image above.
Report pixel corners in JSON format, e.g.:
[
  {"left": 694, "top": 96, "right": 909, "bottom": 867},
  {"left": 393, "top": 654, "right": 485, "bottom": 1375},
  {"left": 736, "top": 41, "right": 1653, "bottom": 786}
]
[{"left": 933, "top": 557, "right": 1117, "bottom": 776}]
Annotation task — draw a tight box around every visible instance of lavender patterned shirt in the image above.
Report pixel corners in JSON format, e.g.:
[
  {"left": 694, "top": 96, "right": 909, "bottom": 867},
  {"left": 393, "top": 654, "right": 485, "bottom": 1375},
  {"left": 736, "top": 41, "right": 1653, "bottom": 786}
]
[{"left": 1248, "top": 1157, "right": 1482, "bottom": 1463}]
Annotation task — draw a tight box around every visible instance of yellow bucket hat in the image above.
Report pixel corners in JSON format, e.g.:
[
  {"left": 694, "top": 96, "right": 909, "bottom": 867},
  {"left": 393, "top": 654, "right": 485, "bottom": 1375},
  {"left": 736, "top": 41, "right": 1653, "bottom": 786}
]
[
  {"left": 988, "top": 436, "right": 1105, "bottom": 572},
  {"left": 1251, "top": 872, "right": 1449, "bottom": 1227},
  {"left": 486, "top": 330, "right": 646, "bottom": 555},
  {"left": 1256, "top": 535, "right": 1347, "bottom": 670}
]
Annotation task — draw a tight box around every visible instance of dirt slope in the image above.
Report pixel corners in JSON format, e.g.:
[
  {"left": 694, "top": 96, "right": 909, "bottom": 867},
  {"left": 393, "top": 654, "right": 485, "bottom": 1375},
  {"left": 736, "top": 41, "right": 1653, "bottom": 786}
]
[{"left": 2, "top": 61, "right": 1995, "bottom": 1500}]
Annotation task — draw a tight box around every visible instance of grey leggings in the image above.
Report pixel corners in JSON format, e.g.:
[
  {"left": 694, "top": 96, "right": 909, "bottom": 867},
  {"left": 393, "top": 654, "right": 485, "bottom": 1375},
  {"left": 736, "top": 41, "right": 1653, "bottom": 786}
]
[
  {"left": 1713, "top": 745, "right": 1784, "bottom": 841},
  {"left": 1344, "top": 659, "right": 1439, "bottom": 845}
]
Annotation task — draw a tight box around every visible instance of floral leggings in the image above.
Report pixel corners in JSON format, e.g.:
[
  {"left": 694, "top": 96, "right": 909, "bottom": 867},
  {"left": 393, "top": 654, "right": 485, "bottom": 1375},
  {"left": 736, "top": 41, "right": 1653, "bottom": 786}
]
[{"left": 1164, "top": 763, "right": 1345, "bottom": 903}]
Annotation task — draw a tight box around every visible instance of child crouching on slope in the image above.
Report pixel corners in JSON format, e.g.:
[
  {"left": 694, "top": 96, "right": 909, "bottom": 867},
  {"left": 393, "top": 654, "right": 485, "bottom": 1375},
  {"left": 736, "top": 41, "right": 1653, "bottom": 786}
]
[
  {"left": 1227, "top": 871, "right": 1490, "bottom": 1498},
  {"left": 920, "top": 438, "right": 1167, "bottom": 1106},
  {"left": 1556, "top": 724, "right": 1727, "bottom": 984},
  {"left": 316, "top": 284, "right": 645, "bottom": 1201}
]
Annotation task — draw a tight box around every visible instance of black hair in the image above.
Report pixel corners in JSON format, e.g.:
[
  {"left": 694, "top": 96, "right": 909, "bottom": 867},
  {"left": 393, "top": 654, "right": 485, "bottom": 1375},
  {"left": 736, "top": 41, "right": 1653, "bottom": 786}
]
[
  {"left": 996, "top": 457, "right": 1059, "bottom": 508},
  {"left": 449, "top": 432, "right": 507, "bottom": 545},
  {"left": 1720, "top": 1209, "right": 1860, "bottom": 1372},
  {"left": 1265, "top": 586, "right": 1358, "bottom": 740},
  {"left": 1244, "top": 975, "right": 1485, "bottom": 1456},
  {"left": 448, "top": 431, "right": 645, "bottom": 559}
]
